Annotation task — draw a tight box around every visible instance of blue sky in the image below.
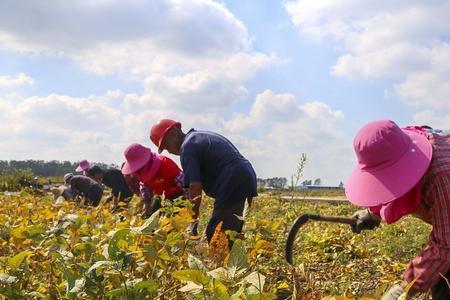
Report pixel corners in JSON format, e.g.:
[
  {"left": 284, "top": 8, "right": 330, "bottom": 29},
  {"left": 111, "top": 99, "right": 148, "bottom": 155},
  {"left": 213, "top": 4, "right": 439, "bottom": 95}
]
[{"left": 0, "top": 1, "right": 449, "bottom": 185}]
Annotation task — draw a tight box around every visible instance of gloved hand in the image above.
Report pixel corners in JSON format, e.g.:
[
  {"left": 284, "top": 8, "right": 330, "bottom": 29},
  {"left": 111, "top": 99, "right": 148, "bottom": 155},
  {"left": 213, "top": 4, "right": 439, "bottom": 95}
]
[
  {"left": 351, "top": 209, "right": 381, "bottom": 233},
  {"left": 381, "top": 284, "right": 404, "bottom": 300}
]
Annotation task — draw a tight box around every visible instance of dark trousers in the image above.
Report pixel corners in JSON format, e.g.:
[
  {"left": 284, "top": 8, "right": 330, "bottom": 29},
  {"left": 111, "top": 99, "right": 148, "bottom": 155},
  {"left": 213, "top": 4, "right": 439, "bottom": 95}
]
[
  {"left": 432, "top": 269, "right": 450, "bottom": 299},
  {"left": 87, "top": 184, "right": 103, "bottom": 207},
  {"left": 205, "top": 198, "right": 252, "bottom": 244}
]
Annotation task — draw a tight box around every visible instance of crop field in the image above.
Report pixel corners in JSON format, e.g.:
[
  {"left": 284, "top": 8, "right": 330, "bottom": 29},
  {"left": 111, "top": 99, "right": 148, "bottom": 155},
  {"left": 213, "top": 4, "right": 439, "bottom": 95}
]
[{"left": 0, "top": 192, "right": 430, "bottom": 299}]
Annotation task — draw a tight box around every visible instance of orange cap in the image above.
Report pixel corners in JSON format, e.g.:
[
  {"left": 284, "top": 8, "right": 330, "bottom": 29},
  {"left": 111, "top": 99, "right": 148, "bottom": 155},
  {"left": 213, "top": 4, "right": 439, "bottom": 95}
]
[{"left": 150, "top": 119, "right": 181, "bottom": 152}]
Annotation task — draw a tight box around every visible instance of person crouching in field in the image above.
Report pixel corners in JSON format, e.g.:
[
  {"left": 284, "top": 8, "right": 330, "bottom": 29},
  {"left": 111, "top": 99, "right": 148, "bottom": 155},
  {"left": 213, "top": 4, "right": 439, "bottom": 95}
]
[
  {"left": 121, "top": 169, "right": 155, "bottom": 217},
  {"left": 102, "top": 166, "right": 134, "bottom": 211},
  {"left": 150, "top": 119, "right": 257, "bottom": 244},
  {"left": 50, "top": 173, "right": 74, "bottom": 204},
  {"left": 75, "top": 159, "right": 91, "bottom": 176},
  {"left": 346, "top": 120, "right": 450, "bottom": 300},
  {"left": 122, "top": 143, "right": 185, "bottom": 217},
  {"left": 67, "top": 175, "right": 104, "bottom": 207},
  {"left": 86, "top": 165, "right": 104, "bottom": 183}
]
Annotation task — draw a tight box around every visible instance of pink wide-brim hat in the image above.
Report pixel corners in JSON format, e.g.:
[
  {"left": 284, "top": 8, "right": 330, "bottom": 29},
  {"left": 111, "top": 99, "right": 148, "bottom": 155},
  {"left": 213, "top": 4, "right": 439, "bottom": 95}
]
[
  {"left": 345, "top": 120, "right": 433, "bottom": 207},
  {"left": 121, "top": 143, "right": 161, "bottom": 176},
  {"left": 75, "top": 160, "right": 91, "bottom": 172}
]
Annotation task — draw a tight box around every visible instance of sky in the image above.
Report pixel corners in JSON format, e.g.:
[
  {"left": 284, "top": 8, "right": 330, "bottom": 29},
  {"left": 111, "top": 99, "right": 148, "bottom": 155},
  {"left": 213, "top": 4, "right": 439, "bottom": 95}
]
[{"left": 1, "top": 0, "right": 449, "bottom": 185}]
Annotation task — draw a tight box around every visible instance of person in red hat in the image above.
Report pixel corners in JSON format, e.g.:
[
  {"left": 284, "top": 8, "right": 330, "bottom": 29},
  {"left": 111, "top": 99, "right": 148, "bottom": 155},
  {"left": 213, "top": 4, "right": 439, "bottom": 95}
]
[
  {"left": 346, "top": 120, "right": 450, "bottom": 299},
  {"left": 150, "top": 119, "right": 257, "bottom": 244},
  {"left": 122, "top": 143, "right": 185, "bottom": 217}
]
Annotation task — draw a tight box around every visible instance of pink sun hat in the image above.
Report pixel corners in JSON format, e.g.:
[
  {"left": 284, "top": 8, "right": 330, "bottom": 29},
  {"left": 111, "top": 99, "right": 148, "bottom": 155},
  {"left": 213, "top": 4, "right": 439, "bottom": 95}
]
[
  {"left": 121, "top": 143, "right": 161, "bottom": 176},
  {"left": 75, "top": 160, "right": 91, "bottom": 172},
  {"left": 345, "top": 120, "right": 432, "bottom": 207}
]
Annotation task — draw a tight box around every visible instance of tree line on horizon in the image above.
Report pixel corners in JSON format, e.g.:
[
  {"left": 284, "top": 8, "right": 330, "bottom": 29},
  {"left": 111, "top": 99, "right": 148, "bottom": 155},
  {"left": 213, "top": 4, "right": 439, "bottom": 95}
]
[
  {"left": 0, "top": 160, "right": 342, "bottom": 189},
  {"left": 256, "top": 177, "right": 336, "bottom": 189},
  {"left": 0, "top": 160, "right": 118, "bottom": 177}
]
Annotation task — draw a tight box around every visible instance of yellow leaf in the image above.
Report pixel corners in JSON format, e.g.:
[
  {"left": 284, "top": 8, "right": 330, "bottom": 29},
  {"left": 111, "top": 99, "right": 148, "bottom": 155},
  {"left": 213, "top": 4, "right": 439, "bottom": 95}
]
[
  {"left": 277, "top": 282, "right": 289, "bottom": 289},
  {"left": 254, "top": 239, "right": 275, "bottom": 254},
  {"left": 171, "top": 209, "right": 195, "bottom": 231},
  {"left": 8, "top": 250, "right": 32, "bottom": 270},
  {"left": 399, "top": 278, "right": 418, "bottom": 300}
]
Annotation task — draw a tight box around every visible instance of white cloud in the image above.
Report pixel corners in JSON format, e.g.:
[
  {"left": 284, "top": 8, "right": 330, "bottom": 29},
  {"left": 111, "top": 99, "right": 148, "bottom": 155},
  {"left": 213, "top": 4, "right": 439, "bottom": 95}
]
[
  {"left": 0, "top": 0, "right": 275, "bottom": 124},
  {"left": 0, "top": 88, "right": 351, "bottom": 184},
  {"left": 128, "top": 71, "right": 248, "bottom": 113},
  {"left": 224, "top": 90, "right": 303, "bottom": 132},
  {"left": 0, "top": 92, "right": 124, "bottom": 163},
  {"left": 412, "top": 110, "right": 450, "bottom": 129},
  {"left": 0, "top": 1, "right": 354, "bottom": 184},
  {"left": 0, "top": 73, "right": 34, "bottom": 87},
  {"left": 0, "top": 0, "right": 270, "bottom": 77},
  {"left": 285, "top": 0, "right": 450, "bottom": 126},
  {"left": 223, "top": 90, "right": 350, "bottom": 184},
  {"left": 394, "top": 44, "right": 450, "bottom": 109}
]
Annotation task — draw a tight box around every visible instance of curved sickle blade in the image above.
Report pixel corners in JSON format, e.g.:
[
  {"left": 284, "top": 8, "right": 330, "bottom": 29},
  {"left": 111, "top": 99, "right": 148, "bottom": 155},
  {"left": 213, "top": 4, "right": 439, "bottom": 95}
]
[
  {"left": 285, "top": 214, "right": 356, "bottom": 264},
  {"left": 285, "top": 214, "right": 315, "bottom": 264}
]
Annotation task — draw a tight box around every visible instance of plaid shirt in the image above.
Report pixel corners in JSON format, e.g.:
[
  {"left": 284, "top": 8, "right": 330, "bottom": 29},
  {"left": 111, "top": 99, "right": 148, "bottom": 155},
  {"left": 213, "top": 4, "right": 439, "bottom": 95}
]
[{"left": 403, "top": 132, "right": 450, "bottom": 292}]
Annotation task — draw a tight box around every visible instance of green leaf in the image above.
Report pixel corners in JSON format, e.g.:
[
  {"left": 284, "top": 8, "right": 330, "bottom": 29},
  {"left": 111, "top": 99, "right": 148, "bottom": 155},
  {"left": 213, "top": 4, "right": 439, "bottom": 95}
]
[
  {"left": 213, "top": 279, "right": 230, "bottom": 300},
  {"left": 227, "top": 239, "right": 248, "bottom": 272},
  {"left": 72, "top": 215, "right": 90, "bottom": 228},
  {"left": 243, "top": 271, "right": 266, "bottom": 295},
  {"left": 207, "top": 267, "right": 229, "bottom": 282},
  {"left": 134, "top": 279, "right": 159, "bottom": 292},
  {"left": 132, "top": 211, "right": 160, "bottom": 234},
  {"left": 187, "top": 254, "right": 208, "bottom": 272},
  {"left": 72, "top": 242, "right": 96, "bottom": 255},
  {"left": 25, "top": 291, "right": 46, "bottom": 298},
  {"left": 166, "top": 231, "right": 184, "bottom": 247},
  {"left": 87, "top": 260, "right": 118, "bottom": 274},
  {"left": 108, "top": 228, "right": 132, "bottom": 261},
  {"left": 0, "top": 273, "right": 17, "bottom": 284},
  {"left": 105, "top": 287, "right": 126, "bottom": 297},
  {"left": 62, "top": 268, "right": 77, "bottom": 295},
  {"left": 69, "top": 278, "right": 86, "bottom": 293},
  {"left": 178, "top": 282, "right": 203, "bottom": 293},
  {"left": 19, "top": 190, "right": 29, "bottom": 197},
  {"left": 143, "top": 245, "right": 158, "bottom": 260},
  {"left": 8, "top": 250, "right": 32, "bottom": 270},
  {"left": 230, "top": 284, "right": 246, "bottom": 300},
  {"left": 172, "top": 269, "right": 207, "bottom": 285},
  {"left": 26, "top": 225, "right": 45, "bottom": 240},
  {"left": 246, "top": 293, "right": 277, "bottom": 300},
  {"left": 52, "top": 252, "right": 77, "bottom": 295}
]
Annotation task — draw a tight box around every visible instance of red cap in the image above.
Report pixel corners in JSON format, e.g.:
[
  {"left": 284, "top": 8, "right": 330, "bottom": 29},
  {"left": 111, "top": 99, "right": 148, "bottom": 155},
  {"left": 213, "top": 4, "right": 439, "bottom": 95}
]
[{"left": 150, "top": 119, "right": 181, "bottom": 153}]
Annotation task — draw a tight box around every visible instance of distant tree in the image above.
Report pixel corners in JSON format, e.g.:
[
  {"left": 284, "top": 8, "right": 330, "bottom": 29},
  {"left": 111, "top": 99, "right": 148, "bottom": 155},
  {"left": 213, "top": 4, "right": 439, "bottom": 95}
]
[
  {"left": 0, "top": 160, "right": 117, "bottom": 177},
  {"left": 301, "top": 179, "right": 312, "bottom": 186},
  {"left": 338, "top": 181, "right": 344, "bottom": 189},
  {"left": 257, "top": 177, "right": 287, "bottom": 189},
  {"left": 313, "top": 178, "right": 322, "bottom": 186}
]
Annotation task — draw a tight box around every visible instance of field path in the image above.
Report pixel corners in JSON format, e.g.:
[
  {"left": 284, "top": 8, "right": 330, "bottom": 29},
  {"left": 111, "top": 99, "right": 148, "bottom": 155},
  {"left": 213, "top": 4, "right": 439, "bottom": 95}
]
[{"left": 279, "top": 195, "right": 348, "bottom": 202}]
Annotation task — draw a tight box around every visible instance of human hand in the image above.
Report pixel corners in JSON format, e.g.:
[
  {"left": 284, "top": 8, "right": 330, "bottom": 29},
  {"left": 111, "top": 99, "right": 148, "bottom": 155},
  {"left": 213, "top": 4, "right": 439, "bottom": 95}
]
[
  {"left": 381, "top": 284, "right": 404, "bottom": 300},
  {"left": 351, "top": 209, "right": 381, "bottom": 233}
]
